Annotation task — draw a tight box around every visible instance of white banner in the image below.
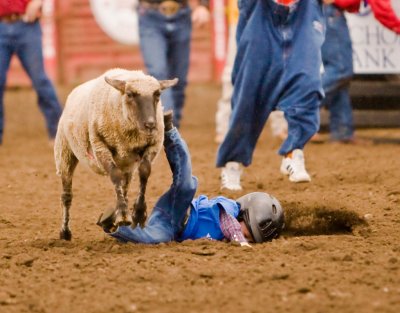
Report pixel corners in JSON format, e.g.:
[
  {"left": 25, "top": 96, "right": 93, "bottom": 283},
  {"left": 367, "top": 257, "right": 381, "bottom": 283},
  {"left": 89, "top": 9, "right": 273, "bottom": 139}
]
[
  {"left": 90, "top": 0, "right": 139, "bottom": 46},
  {"left": 346, "top": 1, "right": 400, "bottom": 74}
]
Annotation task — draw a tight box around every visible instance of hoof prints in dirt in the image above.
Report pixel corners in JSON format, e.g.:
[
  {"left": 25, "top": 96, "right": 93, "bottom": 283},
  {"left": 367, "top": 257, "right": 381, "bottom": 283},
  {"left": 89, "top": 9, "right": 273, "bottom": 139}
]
[{"left": 283, "top": 204, "right": 367, "bottom": 236}]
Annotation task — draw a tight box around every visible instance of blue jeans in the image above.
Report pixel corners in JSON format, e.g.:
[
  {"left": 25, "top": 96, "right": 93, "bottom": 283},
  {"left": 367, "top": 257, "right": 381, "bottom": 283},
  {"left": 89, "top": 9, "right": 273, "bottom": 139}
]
[
  {"left": 138, "top": 6, "right": 192, "bottom": 128},
  {"left": 0, "top": 20, "right": 62, "bottom": 143},
  {"left": 110, "top": 128, "right": 198, "bottom": 244},
  {"left": 321, "top": 5, "right": 354, "bottom": 141},
  {"left": 216, "top": 0, "right": 324, "bottom": 167}
]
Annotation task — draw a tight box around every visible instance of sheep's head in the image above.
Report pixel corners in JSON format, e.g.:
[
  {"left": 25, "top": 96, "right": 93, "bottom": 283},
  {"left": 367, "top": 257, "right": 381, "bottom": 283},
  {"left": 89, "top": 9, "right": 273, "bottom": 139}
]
[{"left": 105, "top": 76, "right": 178, "bottom": 135}]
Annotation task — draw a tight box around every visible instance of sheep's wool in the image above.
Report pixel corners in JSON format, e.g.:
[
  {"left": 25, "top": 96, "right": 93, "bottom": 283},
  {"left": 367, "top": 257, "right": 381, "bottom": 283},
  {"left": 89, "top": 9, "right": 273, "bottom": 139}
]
[
  {"left": 105, "top": 68, "right": 160, "bottom": 95},
  {"left": 54, "top": 67, "right": 171, "bottom": 240},
  {"left": 55, "top": 67, "right": 165, "bottom": 177}
]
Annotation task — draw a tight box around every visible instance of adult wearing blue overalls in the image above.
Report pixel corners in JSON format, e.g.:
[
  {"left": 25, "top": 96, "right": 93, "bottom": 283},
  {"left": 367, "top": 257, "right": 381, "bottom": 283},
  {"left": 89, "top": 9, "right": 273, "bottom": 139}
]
[{"left": 216, "top": 0, "right": 326, "bottom": 190}]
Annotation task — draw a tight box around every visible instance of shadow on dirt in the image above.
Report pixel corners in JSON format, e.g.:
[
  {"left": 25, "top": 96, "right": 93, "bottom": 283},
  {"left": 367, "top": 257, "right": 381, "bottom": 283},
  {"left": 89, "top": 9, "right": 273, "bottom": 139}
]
[
  {"left": 282, "top": 203, "right": 367, "bottom": 236},
  {"left": 370, "top": 137, "right": 400, "bottom": 144}
]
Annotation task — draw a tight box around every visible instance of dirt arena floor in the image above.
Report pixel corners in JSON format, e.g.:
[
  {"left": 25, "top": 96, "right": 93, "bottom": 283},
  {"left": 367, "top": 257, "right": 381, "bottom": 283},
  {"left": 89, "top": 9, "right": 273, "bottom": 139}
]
[{"left": 1, "top": 84, "right": 400, "bottom": 313}]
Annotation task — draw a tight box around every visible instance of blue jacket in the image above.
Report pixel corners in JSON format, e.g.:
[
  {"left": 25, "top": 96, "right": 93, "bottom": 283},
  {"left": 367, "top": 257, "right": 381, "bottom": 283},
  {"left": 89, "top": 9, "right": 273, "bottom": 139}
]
[{"left": 178, "top": 195, "right": 240, "bottom": 241}]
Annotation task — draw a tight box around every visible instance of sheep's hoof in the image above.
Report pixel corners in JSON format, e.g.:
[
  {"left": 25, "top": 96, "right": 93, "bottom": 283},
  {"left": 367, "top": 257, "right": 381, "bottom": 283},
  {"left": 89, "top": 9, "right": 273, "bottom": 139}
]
[
  {"left": 132, "top": 210, "right": 147, "bottom": 228},
  {"left": 116, "top": 220, "right": 132, "bottom": 227},
  {"left": 60, "top": 228, "right": 72, "bottom": 241},
  {"left": 114, "top": 210, "right": 132, "bottom": 227}
]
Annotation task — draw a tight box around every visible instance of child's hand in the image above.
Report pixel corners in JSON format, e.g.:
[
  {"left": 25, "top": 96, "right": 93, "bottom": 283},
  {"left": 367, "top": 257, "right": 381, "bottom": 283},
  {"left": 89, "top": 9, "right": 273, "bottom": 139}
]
[{"left": 240, "top": 242, "right": 252, "bottom": 248}]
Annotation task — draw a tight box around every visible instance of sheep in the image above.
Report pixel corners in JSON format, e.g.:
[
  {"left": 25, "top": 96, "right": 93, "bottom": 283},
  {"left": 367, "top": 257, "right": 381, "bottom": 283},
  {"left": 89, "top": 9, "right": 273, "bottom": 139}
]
[{"left": 54, "top": 68, "right": 178, "bottom": 240}]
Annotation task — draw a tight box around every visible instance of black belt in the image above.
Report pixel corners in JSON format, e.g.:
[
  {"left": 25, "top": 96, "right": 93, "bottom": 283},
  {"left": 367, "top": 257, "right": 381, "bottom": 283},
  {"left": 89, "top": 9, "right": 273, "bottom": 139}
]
[
  {"left": 139, "top": 1, "right": 187, "bottom": 17},
  {"left": 0, "top": 13, "right": 23, "bottom": 23}
]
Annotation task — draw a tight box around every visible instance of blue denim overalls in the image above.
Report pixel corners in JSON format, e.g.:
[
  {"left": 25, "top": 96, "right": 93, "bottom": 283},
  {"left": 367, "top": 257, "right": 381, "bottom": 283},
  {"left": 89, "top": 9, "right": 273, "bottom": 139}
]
[
  {"left": 216, "top": 0, "right": 325, "bottom": 167},
  {"left": 110, "top": 128, "right": 198, "bottom": 243},
  {"left": 321, "top": 4, "right": 354, "bottom": 141}
]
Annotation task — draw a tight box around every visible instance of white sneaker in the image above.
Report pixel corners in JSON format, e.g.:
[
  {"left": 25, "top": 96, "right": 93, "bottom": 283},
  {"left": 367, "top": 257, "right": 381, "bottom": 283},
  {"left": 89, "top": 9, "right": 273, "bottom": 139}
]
[
  {"left": 221, "top": 162, "right": 243, "bottom": 191},
  {"left": 280, "top": 149, "right": 311, "bottom": 183}
]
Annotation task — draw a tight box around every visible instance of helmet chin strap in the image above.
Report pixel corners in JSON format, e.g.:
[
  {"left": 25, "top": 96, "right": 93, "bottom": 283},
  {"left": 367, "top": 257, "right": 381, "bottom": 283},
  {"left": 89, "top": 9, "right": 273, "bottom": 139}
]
[{"left": 242, "top": 208, "right": 257, "bottom": 243}]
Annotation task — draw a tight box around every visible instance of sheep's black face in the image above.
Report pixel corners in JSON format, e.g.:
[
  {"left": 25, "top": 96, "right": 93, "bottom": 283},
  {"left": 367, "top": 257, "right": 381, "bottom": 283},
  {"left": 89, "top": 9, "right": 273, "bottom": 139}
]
[
  {"left": 105, "top": 75, "right": 178, "bottom": 135},
  {"left": 125, "top": 88, "right": 160, "bottom": 135}
]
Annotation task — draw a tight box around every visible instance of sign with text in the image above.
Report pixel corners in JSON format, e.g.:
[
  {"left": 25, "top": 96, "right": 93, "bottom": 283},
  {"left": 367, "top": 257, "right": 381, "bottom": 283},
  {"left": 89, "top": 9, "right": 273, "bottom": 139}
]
[{"left": 346, "top": 2, "right": 400, "bottom": 74}]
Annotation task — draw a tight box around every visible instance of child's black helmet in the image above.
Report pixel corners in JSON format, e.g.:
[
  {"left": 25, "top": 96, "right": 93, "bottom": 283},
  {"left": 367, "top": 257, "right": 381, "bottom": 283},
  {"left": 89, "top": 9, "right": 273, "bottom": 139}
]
[{"left": 236, "top": 192, "right": 285, "bottom": 243}]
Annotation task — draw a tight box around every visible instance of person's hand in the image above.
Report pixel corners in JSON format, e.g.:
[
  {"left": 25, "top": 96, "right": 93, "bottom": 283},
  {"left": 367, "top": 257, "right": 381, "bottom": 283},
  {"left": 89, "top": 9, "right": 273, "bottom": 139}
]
[
  {"left": 240, "top": 242, "right": 252, "bottom": 248},
  {"left": 323, "top": 0, "right": 335, "bottom": 4},
  {"left": 23, "top": 0, "right": 42, "bottom": 23},
  {"left": 191, "top": 5, "right": 210, "bottom": 28}
]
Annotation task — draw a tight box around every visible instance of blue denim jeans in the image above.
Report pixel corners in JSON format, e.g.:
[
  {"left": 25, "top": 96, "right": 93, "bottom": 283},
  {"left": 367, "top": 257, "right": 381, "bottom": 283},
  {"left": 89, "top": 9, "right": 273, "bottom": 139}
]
[
  {"left": 216, "top": 0, "right": 324, "bottom": 166},
  {"left": 138, "top": 6, "right": 192, "bottom": 128},
  {"left": 321, "top": 5, "right": 354, "bottom": 141},
  {"left": 0, "top": 20, "right": 62, "bottom": 143},
  {"left": 110, "top": 128, "right": 198, "bottom": 244}
]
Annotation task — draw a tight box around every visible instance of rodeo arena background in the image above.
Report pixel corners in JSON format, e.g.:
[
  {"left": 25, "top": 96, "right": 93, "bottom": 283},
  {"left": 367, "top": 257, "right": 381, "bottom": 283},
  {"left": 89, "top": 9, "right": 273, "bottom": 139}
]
[{"left": 1, "top": 0, "right": 400, "bottom": 313}]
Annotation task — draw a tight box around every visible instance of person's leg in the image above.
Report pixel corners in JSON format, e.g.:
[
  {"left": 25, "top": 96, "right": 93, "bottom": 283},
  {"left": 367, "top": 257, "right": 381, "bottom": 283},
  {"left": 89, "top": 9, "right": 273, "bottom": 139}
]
[
  {"left": 215, "top": 23, "right": 237, "bottom": 143},
  {"left": 321, "top": 5, "right": 354, "bottom": 141},
  {"left": 328, "top": 86, "right": 354, "bottom": 141},
  {"left": 0, "top": 23, "right": 14, "bottom": 144},
  {"left": 110, "top": 125, "right": 198, "bottom": 244},
  {"left": 217, "top": 1, "right": 279, "bottom": 168},
  {"left": 15, "top": 21, "right": 62, "bottom": 139},
  {"left": 321, "top": 5, "right": 353, "bottom": 94},
  {"left": 152, "top": 126, "right": 198, "bottom": 233},
  {"left": 276, "top": 0, "right": 324, "bottom": 182},
  {"left": 217, "top": 0, "right": 283, "bottom": 190},
  {"left": 279, "top": 92, "right": 320, "bottom": 155},
  {"left": 167, "top": 9, "right": 192, "bottom": 127},
  {"left": 138, "top": 11, "right": 174, "bottom": 114}
]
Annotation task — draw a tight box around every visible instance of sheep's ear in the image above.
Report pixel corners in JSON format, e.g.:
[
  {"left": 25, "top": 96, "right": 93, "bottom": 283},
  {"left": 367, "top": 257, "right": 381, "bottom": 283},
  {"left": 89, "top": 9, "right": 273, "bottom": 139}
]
[
  {"left": 159, "top": 78, "right": 178, "bottom": 90},
  {"left": 105, "top": 76, "right": 126, "bottom": 93}
]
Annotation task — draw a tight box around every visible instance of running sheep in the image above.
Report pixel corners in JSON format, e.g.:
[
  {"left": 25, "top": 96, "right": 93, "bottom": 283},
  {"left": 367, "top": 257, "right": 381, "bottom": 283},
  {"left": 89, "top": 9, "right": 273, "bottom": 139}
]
[{"left": 54, "top": 68, "right": 177, "bottom": 240}]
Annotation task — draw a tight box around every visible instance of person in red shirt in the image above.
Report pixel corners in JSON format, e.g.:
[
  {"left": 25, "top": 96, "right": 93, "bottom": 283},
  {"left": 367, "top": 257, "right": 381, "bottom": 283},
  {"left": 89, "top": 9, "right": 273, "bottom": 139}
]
[
  {"left": 333, "top": 0, "right": 400, "bottom": 33},
  {"left": 314, "top": 0, "right": 399, "bottom": 145},
  {"left": 0, "top": 0, "right": 62, "bottom": 145},
  {"left": 368, "top": 0, "right": 400, "bottom": 33}
]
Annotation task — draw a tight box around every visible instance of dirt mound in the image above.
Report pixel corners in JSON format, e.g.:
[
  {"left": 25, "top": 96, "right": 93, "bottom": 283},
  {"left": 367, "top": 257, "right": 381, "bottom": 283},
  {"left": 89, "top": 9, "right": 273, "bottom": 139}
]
[{"left": 283, "top": 204, "right": 367, "bottom": 236}]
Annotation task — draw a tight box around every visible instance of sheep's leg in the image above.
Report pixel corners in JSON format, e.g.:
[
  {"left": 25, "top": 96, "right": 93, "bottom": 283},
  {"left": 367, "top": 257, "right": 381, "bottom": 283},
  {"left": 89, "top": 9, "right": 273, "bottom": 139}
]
[
  {"left": 109, "top": 165, "right": 132, "bottom": 226},
  {"left": 122, "top": 172, "right": 133, "bottom": 202},
  {"left": 59, "top": 154, "right": 78, "bottom": 241},
  {"left": 132, "top": 158, "right": 151, "bottom": 227},
  {"left": 90, "top": 133, "right": 131, "bottom": 226}
]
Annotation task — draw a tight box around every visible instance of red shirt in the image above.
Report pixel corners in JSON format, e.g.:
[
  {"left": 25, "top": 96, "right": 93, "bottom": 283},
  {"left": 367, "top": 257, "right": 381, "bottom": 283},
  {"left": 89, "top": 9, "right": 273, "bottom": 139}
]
[
  {"left": 369, "top": 0, "right": 400, "bottom": 34},
  {"left": 334, "top": 0, "right": 400, "bottom": 34},
  {"left": 0, "top": 0, "right": 30, "bottom": 17},
  {"left": 274, "top": 0, "right": 299, "bottom": 6},
  {"left": 334, "top": 0, "right": 361, "bottom": 12}
]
